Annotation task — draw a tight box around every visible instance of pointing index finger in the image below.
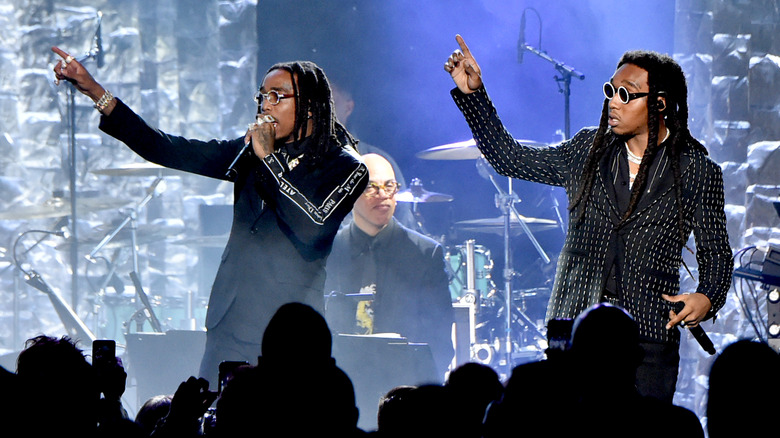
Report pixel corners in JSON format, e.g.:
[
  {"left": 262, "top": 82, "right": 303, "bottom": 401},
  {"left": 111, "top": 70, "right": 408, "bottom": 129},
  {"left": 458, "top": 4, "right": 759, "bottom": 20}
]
[
  {"left": 455, "top": 34, "right": 473, "bottom": 58},
  {"left": 51, "top": 46, "right": 69, "bottom": 60}
]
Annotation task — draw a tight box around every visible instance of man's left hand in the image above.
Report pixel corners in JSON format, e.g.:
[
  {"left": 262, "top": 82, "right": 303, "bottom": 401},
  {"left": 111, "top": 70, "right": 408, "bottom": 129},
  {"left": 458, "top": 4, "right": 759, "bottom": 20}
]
[{"left": 663, "top": 293, "right": 712, "bottom": 330}]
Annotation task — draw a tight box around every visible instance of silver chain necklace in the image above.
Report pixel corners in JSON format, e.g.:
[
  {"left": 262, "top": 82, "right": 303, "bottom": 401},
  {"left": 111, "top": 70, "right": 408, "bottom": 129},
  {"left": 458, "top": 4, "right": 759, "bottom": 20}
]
[
  {"left": 625, "top": 128, "right": 671, "bottom": 166},
  {"left": 626, "top": 128, "right": 670, "bottom": 186}
]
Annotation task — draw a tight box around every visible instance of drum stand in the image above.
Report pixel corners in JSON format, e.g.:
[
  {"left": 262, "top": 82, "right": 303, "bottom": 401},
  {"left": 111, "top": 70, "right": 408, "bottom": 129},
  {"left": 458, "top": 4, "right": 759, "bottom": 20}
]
[
  {"left": 459, "top": 240, "right": 480, "bottom": 351},
  {"left": 87, "top": 177, "right": 165, "bottom": 334},
  {"left": 476, "top": 158, "right": 549, "bottom": 373}
]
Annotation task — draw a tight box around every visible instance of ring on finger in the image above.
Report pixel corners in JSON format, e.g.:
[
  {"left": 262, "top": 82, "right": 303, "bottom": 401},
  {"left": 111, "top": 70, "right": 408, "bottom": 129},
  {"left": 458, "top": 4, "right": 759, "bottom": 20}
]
[{"left": 64, "top": 55, "right": 74, "bottom": 64}]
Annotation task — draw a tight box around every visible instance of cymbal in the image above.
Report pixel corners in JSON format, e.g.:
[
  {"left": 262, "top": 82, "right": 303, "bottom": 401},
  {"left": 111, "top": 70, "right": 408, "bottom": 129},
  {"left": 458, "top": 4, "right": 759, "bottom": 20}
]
[
  {"left": 395, "top": 178, "right": 454, "bottom": 203},
  {"left": 396, "top": 190, "right": 453, "bottom": 203},
  {"left": 91, "top": 163, "right": 187, "bottom": 177},
  {"left": 171, "top": 234, "right": 229, "bottom": 248},
  {"left": 417, "top": 139, "right": 482, "bottom": 160},
  {"left": 454, "top": 215, "right": 559, "bottom": 235},
  {"left": 416, "top": 138, "right": 548, "bottom": 160},
  {"left": 0, "top": 196, "right": 131, "bottom": 220}
]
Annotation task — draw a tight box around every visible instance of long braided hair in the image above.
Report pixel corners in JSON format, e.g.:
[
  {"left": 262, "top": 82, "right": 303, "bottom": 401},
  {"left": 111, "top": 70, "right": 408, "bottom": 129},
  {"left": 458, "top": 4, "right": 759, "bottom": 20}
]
[
  {"left": 266, "top": 61, "right": 357, "bottom": 165},
  {"left": 568, "top": 50, "right": 707, "bottom": 244}
]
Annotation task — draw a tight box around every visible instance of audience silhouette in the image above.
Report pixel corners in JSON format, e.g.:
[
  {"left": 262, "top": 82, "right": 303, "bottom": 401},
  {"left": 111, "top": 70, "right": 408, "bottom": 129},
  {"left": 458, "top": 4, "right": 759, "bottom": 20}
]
[
  {"left": 372, "top": 383, "right": 458, "bottom": 437},
  {"left": 134, "top": 394, "right": 172, "bottom": 436},
  {"left": 15, "top": 335, "right": 137, "bottom": 437},
  {"left": 566, "top": 303, "right": 704, "bottom": 437},
  {"left": 706, "top": 338, "right": 780, "bottom": 438},
  {"left": 0, "top": 363, "right": 21, "bottom": 434},
  {"left": 375, "top": 384, "right": 417, "bottom": 435},
  {"left": 9, "top": 302, "right": 776, "bottom": 436},
  {"left": 445, "top": 362, "right": 504, "bottom": 438},
  {"left": 215, "top": 301, "right": 362, "bottom": 437},
  {"left": 368, "top": 368, "right": 518, "bottom": 438},
  {"left": 485, "top": 303, "right": 704, "bottom": 437}
]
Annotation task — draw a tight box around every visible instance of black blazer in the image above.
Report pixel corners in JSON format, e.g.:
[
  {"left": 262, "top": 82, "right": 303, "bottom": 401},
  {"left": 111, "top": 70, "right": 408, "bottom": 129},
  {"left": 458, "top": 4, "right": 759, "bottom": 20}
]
[{"left": 453, "top": 88, "right": 732, "bottom": 343}]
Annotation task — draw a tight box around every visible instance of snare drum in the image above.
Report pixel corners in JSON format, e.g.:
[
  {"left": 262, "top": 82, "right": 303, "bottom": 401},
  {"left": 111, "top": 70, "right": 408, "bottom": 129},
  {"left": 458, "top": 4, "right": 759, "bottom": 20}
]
[{"left": 446, "top": 241, "right": 496, "bottom": 302}]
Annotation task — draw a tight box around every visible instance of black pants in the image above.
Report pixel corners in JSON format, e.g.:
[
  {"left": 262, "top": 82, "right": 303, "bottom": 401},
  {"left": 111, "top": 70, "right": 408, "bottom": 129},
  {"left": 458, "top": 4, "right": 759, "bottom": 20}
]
[{"left": 636, "top": 341, "right": 680, "bottom": 403}]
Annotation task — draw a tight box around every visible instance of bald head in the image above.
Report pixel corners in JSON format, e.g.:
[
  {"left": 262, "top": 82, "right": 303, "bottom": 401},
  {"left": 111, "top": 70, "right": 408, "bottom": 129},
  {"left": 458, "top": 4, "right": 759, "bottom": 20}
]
[
  {"left": 353, "top": 153, "right": 398, "bottom": 236},
  {"left": 363, "top": 153, "right": 394, "bottom": 177}
]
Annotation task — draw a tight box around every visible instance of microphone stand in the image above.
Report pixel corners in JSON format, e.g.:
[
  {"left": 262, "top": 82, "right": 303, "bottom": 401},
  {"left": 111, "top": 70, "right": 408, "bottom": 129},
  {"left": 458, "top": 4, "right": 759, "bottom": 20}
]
[
  {"left": 62, "top": 12, "right": 104, "bottom": 312},
  {"left": 87, "top": 177, "right": 165, "bottom": 333},
  {"left": 516, "top": 12, "right": 576, "bottom": 242},
  {"left": 519, "top": 44, "right": 584, "bottom": 140},
  {"left": 65, "top": 83, "right": 80, "bottom": 311}
]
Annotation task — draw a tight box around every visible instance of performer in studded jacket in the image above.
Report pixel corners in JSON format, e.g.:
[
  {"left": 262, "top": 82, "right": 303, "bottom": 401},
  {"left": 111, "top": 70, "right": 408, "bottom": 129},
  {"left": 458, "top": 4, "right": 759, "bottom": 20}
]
[{"left": 444, "top": 35, "right": 731, "bottom": 402}]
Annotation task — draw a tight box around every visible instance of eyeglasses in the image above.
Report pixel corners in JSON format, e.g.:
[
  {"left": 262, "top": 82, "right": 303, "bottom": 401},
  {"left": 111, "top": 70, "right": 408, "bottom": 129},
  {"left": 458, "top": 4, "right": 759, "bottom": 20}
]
[
  {"left": 254, "top": 89, "right": 296, "bottom": 106},
  {"left": 363, "top": 180, "right": 400, "bottom": 197},
  {"left": 603, "top": 82, "right": 649, "bottom": 104}
]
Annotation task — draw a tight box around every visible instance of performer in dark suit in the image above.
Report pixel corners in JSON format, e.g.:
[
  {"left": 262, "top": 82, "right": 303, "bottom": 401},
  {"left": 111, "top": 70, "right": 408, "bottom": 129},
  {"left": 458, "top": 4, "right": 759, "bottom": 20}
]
[
  {"left": 444, "top": 35, "right": 732, "bottom": 402},
  {"left": 52, "top": 47, "right": 368, "bottom": 386},
  {"left": 324, "top": 154, "right": 455, "bottom": 379}
]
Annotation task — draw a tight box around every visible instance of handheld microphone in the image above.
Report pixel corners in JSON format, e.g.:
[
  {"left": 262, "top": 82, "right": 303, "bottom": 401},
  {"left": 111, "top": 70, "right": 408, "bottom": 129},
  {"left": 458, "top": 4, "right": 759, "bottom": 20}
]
[
  {"left": 225, "top": 143, "right": 252, "bottom": 181},
  {"left": 225, "top": 115, "right": 275, "bottom": 180},
  {"left": 688, "top": 324, "right": 716, "bottom": 355},
  {"left": 673, "top": 301, "right": 716, "bottom": 355},
  {"left": 517, "top": 10, "right": 527, "bottom": 64},
  {"left": 96, "top": 11, "right": 104, "bottom": 68}
]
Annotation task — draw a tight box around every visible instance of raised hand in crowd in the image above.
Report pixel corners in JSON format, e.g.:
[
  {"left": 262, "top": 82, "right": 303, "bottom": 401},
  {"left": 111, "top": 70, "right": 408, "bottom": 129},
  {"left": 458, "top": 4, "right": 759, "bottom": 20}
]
[{"left": 151, "top": 376, "right": 217, "bottom": 437}]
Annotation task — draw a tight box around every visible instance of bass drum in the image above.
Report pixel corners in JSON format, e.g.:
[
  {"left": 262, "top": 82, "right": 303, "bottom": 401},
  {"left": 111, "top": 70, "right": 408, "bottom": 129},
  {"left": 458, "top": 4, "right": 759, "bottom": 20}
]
[{"left": 445, "top": 241, "right": 496, "bottom": 302}]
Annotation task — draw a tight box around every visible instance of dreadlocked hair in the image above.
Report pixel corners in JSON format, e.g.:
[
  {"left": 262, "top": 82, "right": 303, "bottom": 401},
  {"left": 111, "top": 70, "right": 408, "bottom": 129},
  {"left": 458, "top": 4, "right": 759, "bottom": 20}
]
[
  {"left": 568, "top": 50, "right": 706, "bottom": 246},
  {"left": 266, "top": 61, "right": 357, "bottom": 165},
  {"left": 568, "top": 98, "right": 611, "bottom": 223}
]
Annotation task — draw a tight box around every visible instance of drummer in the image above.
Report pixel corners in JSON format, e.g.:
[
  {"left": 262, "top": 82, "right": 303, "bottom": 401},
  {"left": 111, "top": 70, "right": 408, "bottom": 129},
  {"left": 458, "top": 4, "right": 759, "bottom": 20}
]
[{"left": 324, "top": 154, "right": 455, "bottom": 380}]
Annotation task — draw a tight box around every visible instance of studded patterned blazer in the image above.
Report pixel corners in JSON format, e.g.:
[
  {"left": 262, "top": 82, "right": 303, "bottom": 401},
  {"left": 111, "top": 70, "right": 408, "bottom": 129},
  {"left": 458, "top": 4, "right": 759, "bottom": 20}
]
[{"left": 453, "top": 88, "right": 732, "bottom": 343}]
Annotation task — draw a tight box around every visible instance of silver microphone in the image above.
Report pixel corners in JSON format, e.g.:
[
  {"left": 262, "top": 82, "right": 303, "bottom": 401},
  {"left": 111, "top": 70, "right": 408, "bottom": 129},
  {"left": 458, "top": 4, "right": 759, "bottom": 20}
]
[
  {"left": 257, "top": 114, "right": 276, "bottom": 124},
  {"left": 225, "top": 115, "right": 276, "bottom": 180}
]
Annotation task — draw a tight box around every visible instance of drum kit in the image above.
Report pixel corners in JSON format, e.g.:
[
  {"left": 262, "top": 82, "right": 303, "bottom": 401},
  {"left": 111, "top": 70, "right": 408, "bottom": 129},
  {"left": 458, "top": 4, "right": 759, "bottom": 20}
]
[{"left": 408, "top": 137, "right": 564, "bottom": 371}]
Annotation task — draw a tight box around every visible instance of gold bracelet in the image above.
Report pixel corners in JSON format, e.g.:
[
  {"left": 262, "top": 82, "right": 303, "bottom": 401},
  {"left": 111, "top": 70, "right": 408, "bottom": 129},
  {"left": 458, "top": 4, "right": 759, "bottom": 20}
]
[{"left": 94, "top": 90, "right": 114, "bottom": 113}]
